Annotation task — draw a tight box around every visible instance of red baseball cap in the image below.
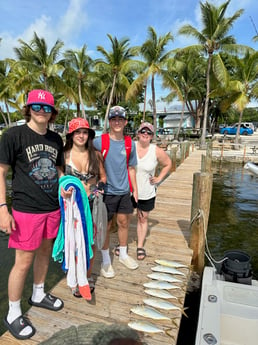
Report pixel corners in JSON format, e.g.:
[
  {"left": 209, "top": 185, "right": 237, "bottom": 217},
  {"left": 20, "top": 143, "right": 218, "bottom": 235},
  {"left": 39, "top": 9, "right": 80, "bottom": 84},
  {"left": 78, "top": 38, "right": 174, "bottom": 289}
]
[{"left": 26, "top": 89, "right": 57, "bottom": 114}]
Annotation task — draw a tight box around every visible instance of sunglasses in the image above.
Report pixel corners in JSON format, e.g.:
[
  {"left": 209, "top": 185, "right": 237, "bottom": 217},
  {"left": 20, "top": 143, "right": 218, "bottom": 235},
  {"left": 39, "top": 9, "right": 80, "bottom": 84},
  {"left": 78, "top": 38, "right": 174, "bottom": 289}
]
[
  {"left": 139, "top": 129, "right": 153, "bottom": 135},
  {"left": 31, "top": 104, "right": 52, "bottom": 113}
]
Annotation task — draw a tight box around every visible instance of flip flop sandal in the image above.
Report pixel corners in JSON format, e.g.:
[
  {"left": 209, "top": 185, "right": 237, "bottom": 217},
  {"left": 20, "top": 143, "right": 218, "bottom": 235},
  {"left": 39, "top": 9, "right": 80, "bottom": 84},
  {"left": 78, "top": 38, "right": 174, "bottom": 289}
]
[
  {"left": 71, "top": 286, "right": 82, "bottom": 298},
  {"left": 88, "top": 277, "right": 95, "bottom": 294},
  {"left": 28, "top": 293, "right": 64, "bottom": 311},
  {"left": 114, "top": 244, "right": 120, "bottom": 256},
  {"left": 137, "top": 247, "right": 146, "bottom": 260},
  {"left": 3, "top": 315, "right": 36, "bottom": 340}
]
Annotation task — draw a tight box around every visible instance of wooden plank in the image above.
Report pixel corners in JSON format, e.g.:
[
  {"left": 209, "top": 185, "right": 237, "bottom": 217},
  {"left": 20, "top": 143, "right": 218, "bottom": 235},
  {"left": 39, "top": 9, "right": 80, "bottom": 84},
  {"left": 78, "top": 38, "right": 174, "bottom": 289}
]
[{"left": 0, "top": 149, "right": 203, "bottom": 345}]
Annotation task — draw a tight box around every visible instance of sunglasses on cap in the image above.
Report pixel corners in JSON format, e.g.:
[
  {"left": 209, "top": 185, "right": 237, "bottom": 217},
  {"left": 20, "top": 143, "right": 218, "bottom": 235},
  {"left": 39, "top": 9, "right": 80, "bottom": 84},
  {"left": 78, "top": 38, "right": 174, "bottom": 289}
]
[
  {"left": 139, "top": 128, "right": 153, "bottom": 135},
  {"left": 31, "top": 104, "right": 52, "bottom": 113}
]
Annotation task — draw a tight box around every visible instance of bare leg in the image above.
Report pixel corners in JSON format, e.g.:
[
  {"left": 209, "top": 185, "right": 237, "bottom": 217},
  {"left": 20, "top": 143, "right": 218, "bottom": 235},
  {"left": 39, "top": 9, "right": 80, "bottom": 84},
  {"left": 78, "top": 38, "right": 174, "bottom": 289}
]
[
  {"left": 33, "top": 238, "right": 53, "bottom": 284},
  {"left": 137, "top": 209, "right": 149, "bottom": 248},
  {"left": 8, "top": 250, "right": 34, "bottom": 301},
  {"left": 102, "top": 219, "right": 112, "bottom": 250},
  {"left": 87, "top": 244, "right": 96, "bottom": 278},
  {"left": 116, "top": 213, "right": 130, "bottom": 247}
]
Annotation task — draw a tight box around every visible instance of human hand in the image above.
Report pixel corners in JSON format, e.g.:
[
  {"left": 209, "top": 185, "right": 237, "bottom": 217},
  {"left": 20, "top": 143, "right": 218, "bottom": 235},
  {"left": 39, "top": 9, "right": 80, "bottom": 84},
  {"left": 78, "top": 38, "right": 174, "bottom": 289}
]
[
  {"left": 0, "top": 207, "right": 15, "bottom": 234},
  {"left": 61, "top": 186, "right": 73, "bottom": 198}
]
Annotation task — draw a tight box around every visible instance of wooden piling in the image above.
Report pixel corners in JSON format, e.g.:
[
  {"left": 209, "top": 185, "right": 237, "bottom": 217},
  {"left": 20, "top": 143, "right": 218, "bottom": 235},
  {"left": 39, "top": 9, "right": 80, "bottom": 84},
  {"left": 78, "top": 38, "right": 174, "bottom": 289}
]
[{"left": 189, "top": 171, "right": 213, "bottom": 274}]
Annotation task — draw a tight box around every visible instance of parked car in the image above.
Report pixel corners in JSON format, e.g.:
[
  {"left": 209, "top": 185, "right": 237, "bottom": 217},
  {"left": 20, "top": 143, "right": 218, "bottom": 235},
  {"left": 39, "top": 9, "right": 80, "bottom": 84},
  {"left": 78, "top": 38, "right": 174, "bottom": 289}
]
[{"left": 220, "top": 123, "right": 253, "bottom": 135}]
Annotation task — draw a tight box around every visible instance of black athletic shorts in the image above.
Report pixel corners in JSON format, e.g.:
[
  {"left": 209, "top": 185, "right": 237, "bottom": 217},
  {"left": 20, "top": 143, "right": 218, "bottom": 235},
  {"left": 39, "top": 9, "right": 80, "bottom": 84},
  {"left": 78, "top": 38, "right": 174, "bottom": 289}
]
[
  {"left": 137, "top": 197, "right": 156, "bottom": 212},
  {"left": 103, "top": 193, "right": 133, "bottom": 221}
]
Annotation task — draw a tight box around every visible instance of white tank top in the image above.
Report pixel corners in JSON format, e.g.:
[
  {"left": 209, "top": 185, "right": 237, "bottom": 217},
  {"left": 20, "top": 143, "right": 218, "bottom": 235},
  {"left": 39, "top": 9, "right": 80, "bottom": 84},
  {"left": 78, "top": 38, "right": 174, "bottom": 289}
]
[{"left": 136, "top": 142, "right": 157, "bottom": 200}]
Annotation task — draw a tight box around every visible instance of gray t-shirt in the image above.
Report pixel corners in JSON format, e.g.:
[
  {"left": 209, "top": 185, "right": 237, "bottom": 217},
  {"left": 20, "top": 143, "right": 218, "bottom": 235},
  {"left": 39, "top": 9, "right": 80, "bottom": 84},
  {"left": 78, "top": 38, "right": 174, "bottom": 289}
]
[{"left": 94, "top": 135, "right": 137, "bottom": 195}]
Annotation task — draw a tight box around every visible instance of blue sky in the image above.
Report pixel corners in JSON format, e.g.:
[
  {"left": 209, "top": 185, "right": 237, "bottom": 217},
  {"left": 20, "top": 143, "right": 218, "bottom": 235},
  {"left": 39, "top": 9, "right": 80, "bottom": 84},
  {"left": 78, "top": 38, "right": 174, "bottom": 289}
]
[{"left": 0, "top": 0, "right": 257, "bottom": 104}]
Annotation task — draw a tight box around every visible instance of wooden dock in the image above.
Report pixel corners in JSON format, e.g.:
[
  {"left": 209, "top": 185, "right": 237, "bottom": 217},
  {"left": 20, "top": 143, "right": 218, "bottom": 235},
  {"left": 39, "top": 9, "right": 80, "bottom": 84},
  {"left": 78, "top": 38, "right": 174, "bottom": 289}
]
[{"left": 0, "top": 149, "right": 203, "bottom": 345}]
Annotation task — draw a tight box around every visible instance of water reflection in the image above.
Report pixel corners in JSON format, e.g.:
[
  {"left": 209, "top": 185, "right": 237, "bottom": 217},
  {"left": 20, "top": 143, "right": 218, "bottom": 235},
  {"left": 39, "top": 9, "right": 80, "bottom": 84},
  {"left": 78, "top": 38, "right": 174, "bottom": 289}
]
[{"left": 207, "top": 162, "right": 258, "bottom": 278}]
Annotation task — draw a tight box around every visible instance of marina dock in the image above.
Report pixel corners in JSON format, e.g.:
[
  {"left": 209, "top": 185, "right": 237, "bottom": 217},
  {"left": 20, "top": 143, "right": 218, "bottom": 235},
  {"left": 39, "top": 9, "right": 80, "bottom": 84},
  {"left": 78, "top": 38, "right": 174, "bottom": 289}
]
[{"left": 0, "top": 149, "right": 204, "bottom": 345}]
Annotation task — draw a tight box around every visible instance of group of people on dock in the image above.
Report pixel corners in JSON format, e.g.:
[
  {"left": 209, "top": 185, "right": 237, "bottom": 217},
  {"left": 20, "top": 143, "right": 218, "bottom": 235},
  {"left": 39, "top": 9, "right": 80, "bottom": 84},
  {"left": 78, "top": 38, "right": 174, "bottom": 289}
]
[{"left": 0, "top": 89, "right": 171, "bottom": 340}]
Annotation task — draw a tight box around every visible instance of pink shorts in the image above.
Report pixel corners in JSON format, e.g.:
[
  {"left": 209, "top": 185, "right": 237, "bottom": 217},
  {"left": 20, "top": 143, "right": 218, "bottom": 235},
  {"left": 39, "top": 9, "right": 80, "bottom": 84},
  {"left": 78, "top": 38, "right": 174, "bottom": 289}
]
[{"left": 9, "top": 208, "right": 61, "bottom": 251}]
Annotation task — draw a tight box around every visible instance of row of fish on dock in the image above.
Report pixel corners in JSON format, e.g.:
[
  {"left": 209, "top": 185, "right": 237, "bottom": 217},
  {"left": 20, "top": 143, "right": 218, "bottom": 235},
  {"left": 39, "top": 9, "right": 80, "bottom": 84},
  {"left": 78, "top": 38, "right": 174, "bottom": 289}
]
[{"left": 128, "top": 259, "right": 190, "bottom": 337}]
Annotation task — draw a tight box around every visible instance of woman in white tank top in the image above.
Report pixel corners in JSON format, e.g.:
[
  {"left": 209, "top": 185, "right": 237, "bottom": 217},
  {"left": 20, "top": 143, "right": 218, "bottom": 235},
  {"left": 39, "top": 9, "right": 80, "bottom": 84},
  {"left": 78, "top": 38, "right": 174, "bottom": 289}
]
[{"left": 135, "top": 122, "right": 172, "bottom": 260}]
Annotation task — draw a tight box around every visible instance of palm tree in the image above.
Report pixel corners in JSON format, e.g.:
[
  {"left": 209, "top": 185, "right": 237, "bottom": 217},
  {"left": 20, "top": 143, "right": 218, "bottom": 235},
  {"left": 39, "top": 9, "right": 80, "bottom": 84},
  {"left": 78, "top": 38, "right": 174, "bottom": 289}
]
[
  {"left": 128, "top": 26, "right": 173, "bottom": 140},
  {"left": 95, "top": 34, "right": 138, "bottom": 132},
  {"left": 162, "top": 51, "right": 206, "bottom": 139},
  {"left": 0, "top": 59, "right": 19, "bottom": 126},
  {"left": 62, "top": 45, "right": 94, "bottom": 119},
  {"left": 178, "top": 0, "right": 246, "bottom": 148},
  {"left": 211, "top": 51, "right": 258, "bottom": 144},
  {"left": 14, "top": 32, "right": 64, "bottom": 92}
]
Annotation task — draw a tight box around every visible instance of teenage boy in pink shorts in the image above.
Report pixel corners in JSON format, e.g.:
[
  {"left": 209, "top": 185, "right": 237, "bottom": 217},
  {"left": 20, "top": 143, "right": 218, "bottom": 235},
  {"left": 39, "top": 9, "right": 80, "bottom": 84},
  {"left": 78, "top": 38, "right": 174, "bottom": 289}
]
[{"left": 0, "top": 89, "right": 64, "bottom": 340}]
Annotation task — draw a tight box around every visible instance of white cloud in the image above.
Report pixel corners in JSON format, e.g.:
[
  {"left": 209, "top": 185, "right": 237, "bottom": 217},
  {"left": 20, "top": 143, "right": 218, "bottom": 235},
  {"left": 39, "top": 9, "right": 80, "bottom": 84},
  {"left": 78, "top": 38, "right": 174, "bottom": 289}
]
[{"left": 0, "top": 0, "right": 90, "bottom": 59}]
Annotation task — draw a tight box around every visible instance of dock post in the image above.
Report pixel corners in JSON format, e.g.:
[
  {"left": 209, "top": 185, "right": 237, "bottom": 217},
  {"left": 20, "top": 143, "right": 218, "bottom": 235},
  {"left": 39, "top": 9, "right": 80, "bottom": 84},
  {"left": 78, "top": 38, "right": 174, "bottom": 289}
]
[
  {"left": 169, "top": 147, "right": 177, "bottom": 172},
  {"left": 189, "top": 172, "right": 213, "bottom": 275}
]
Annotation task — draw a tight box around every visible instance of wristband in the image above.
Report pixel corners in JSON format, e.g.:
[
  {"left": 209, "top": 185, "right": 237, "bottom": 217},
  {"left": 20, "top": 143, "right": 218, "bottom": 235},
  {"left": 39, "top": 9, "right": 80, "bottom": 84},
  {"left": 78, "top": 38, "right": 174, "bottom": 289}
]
[{"left": 0, "top": 203, "right": 7, "bottom": 207}]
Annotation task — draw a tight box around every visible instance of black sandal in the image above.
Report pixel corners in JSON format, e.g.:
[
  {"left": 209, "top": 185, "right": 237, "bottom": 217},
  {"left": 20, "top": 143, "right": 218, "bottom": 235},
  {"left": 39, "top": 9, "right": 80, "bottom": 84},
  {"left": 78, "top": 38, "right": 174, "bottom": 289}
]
[
  {"left": 114, "top": 244, "right": 120, "bottom": 256},
  {"left": 137, "top": 248, "right": 146, "bottom": 260},
  {"left": 88, "top": 277, "right": 95, "bottom": 294},
  {"left": 114, "top": 244, "right": 128, "bottom": 256},
  {"left": 3, "top": 315, "right": 36, "bottom": 340},
  {"left": 71, "top": 286, "right": 82, "bottom": 298},
  {"left": 28, "top": 293, "right": 64, "bottom": 311}
]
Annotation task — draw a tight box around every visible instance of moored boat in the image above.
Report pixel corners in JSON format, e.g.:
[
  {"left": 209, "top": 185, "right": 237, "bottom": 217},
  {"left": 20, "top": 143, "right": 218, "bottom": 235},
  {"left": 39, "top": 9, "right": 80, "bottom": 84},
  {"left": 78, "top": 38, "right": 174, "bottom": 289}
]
[
  {"left": 244, "top": 161, "right": 258, "bottom": 176},
  {"left": 195, "top": 264, "right": 258, "bottom": 345}
]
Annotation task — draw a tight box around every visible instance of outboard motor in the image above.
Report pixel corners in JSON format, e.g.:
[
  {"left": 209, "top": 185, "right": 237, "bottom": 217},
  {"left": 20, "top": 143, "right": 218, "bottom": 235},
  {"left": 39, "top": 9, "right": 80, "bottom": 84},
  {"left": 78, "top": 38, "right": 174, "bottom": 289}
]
[{"left": 220, "top": 250, "right": 252, "bottom": 285}]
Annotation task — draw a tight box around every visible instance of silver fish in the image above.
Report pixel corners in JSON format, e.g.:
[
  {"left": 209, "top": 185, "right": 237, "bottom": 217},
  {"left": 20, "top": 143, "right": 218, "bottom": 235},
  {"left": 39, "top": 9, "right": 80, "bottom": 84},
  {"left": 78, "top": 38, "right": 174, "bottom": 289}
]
[
  {"left": 155, "top": 259, "right": 188, "bottom": 268},
  {"left": 143, "top": 298, "right": 182, "bottom": 311},
  {"left": 130, "top": 305, "right": 170, "bottom": 320},
  {"left": 128, "top": 320, "right": 165, "bottom": 334},
  {"left": 143, "top": 280, "right": 180, "bottom": 290},
  {"left": 151, "top": 265, "right": 186, "bottom": 276},
  {"left": 144, "top": 288, "right": 178, "bottom": 300},
  {"left": 147, "top": 272, "right": 182, "bottom": 283}
]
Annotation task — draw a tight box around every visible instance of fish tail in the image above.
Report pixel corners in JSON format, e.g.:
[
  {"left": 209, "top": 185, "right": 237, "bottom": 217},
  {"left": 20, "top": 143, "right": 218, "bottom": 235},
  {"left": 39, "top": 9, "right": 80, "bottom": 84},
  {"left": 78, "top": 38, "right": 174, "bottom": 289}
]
[{"left": 182, "top": 307, "right": 189, "bottom": 318}]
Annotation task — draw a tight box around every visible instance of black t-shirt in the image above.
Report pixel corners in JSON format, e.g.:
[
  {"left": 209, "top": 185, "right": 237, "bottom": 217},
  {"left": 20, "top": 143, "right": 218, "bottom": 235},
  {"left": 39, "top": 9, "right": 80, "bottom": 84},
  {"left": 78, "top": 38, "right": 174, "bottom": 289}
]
[{"left": 0, "top": 124, "right": 64, "bottom": 213}]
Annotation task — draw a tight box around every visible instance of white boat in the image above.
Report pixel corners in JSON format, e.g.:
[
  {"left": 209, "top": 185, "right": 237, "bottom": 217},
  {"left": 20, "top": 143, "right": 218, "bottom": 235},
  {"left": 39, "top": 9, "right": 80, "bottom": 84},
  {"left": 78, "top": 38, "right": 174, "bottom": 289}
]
[
  {"left": 195, "top": 265, "right": 258, "bottom": 345},
  {"left": 244, "top": 161, "right": 258, "bottom": 176}
]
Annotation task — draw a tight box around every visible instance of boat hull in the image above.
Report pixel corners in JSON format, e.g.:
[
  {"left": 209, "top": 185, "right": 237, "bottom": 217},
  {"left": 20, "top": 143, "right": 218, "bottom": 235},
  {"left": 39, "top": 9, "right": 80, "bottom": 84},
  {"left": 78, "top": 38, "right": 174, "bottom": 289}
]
[
  {"left": 195, "top": 266, "right": 258, "bottom": 345},
  {"left": 244, "top": 161, "right": 258, "bottom": 176}
]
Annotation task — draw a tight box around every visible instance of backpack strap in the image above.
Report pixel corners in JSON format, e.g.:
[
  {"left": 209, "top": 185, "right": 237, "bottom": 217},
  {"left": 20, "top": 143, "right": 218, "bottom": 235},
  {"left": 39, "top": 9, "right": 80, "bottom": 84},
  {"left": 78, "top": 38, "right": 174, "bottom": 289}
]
[
  {"left": 101, "top": 133, "right": 110, "bottom": 160},
  {"left": 124, "top": 136, "right": 133, "bottom": 192}
]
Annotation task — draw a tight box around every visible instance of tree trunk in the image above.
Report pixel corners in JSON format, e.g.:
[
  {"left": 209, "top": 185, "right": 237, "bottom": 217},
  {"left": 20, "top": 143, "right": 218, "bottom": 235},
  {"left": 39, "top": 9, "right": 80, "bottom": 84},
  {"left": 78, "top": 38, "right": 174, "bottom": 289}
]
[
  {"left": 103, "top": 74, "right": 117, "bottom": 133},
  {"left": 151, "top": 73, "right": 157, "bottom": 141},
  {"left": 78, "top": 81, "right": 86, "bottom": 119},
  {"left": 200, "top": 54, "right": 212, "bottom": 148},
  {"left": 235, "top": 110, "right": 244, "bottom": 144},
  {"left": 175, "top": 100, "right": 186, "bottom": 140},
  {"left": 143, "top": 79, "right": 147, "bottom": 122}
]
